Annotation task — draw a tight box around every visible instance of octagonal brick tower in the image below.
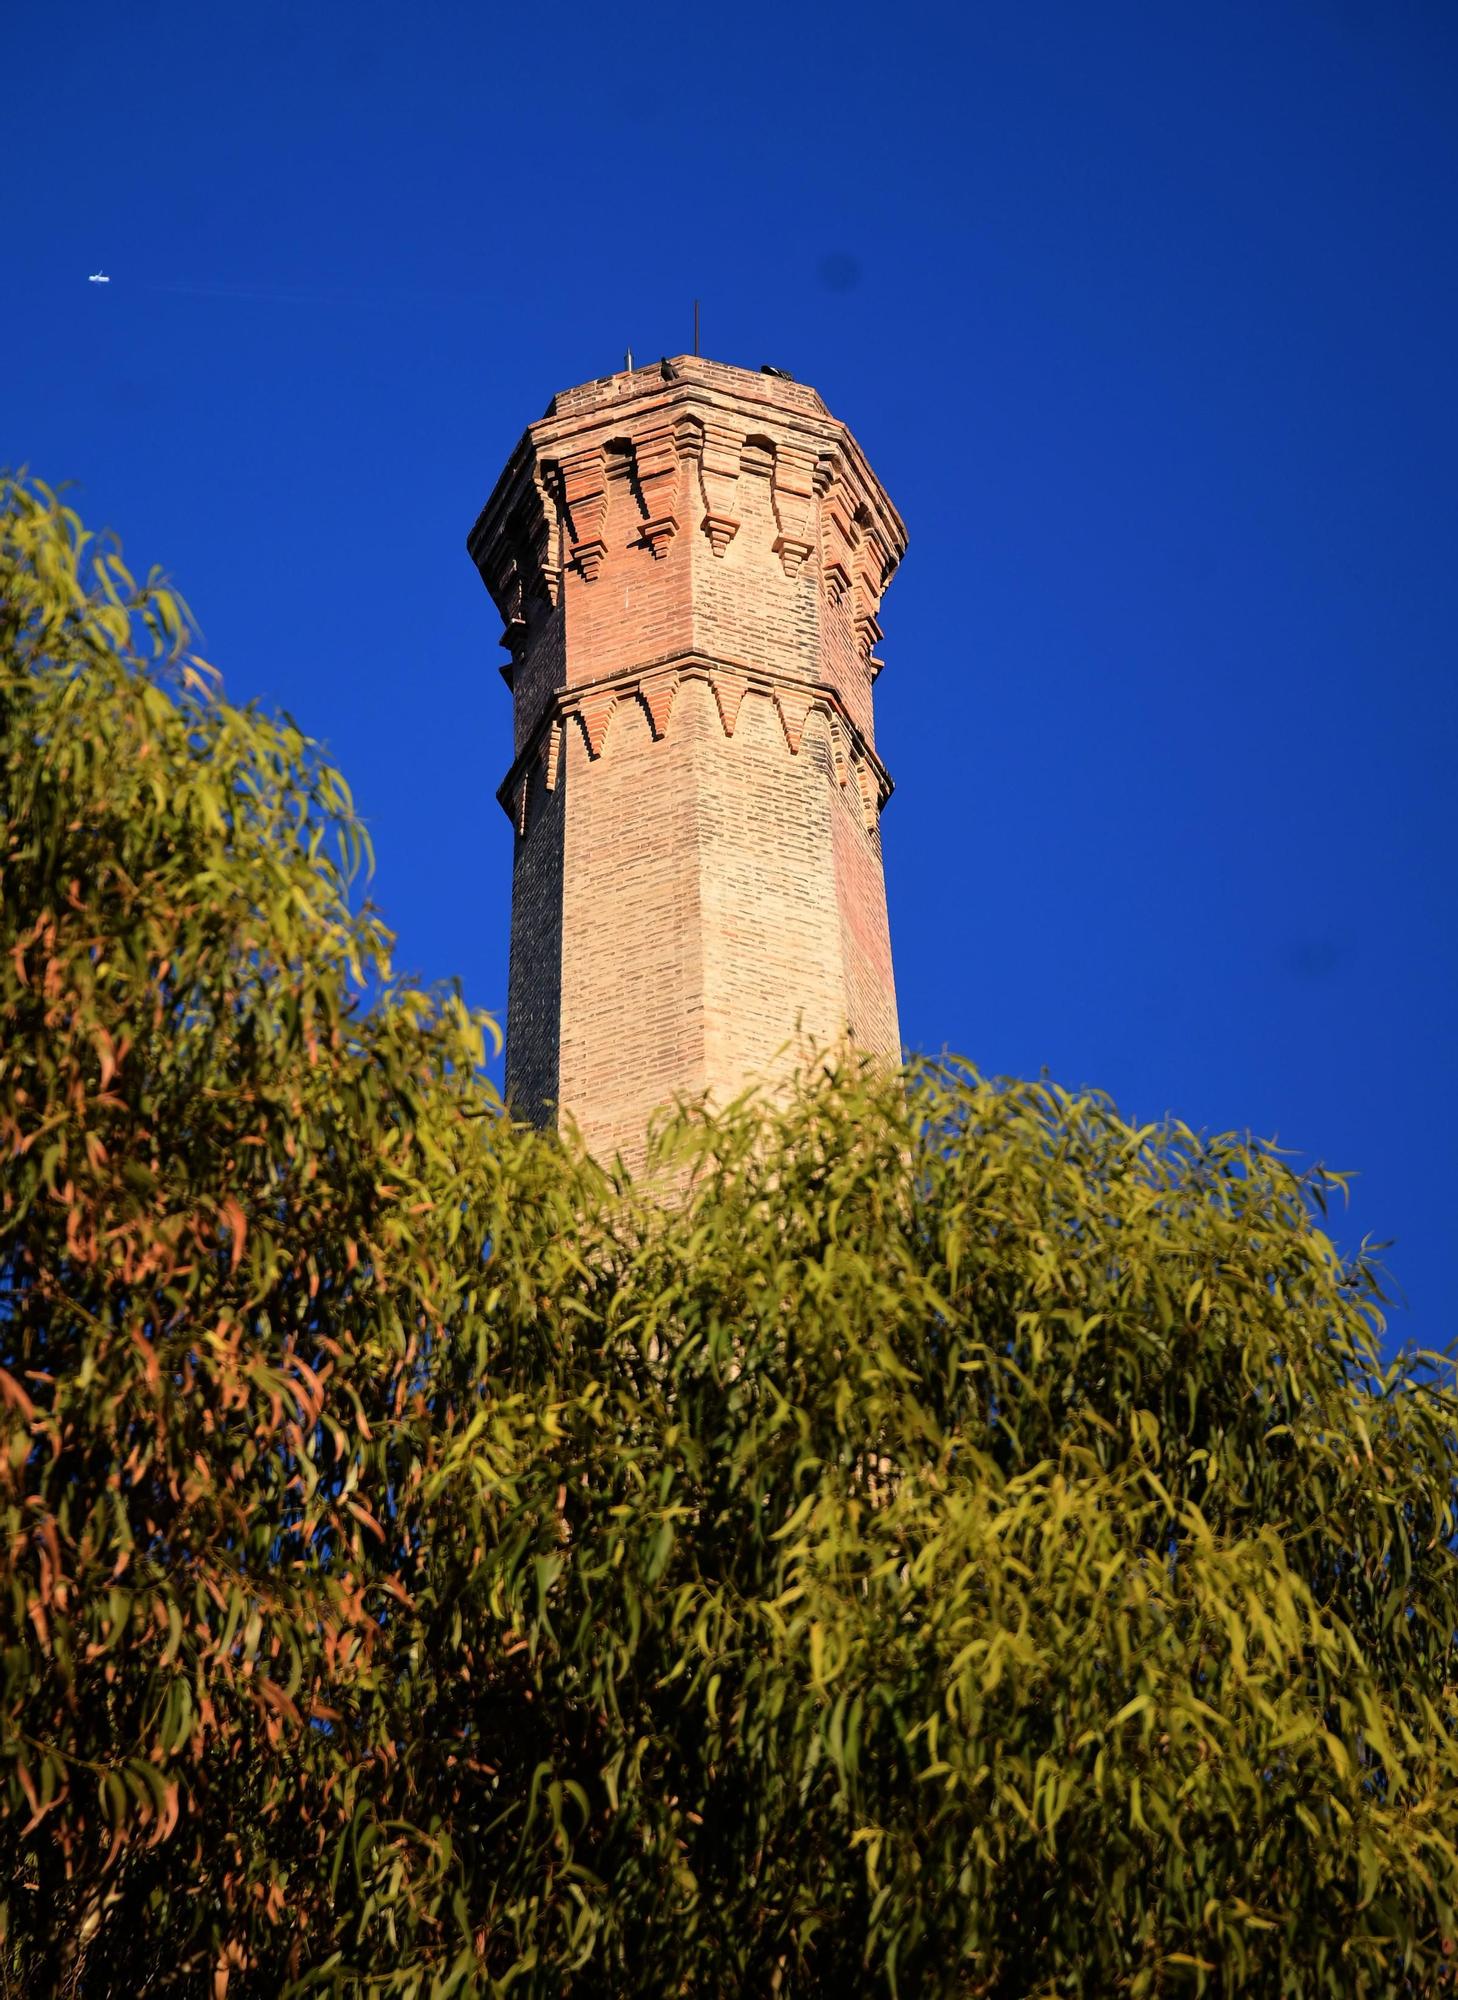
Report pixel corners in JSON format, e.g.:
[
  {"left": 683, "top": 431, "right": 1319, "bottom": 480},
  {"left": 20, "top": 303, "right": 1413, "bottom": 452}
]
[{"left": 468, "top": 355, "right": 908, "bottom": 1163}]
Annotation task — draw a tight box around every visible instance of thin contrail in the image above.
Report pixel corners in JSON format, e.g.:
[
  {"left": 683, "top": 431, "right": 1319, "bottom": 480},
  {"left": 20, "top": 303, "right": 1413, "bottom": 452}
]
[{"left": 124, "top": 278, "right": 491, "bottom": 311}]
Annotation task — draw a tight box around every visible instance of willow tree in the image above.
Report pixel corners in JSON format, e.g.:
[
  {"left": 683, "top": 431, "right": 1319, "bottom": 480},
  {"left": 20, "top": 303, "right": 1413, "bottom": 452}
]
[{"left": 2, "top": 474, "right": 1456, "bottom": 1997}]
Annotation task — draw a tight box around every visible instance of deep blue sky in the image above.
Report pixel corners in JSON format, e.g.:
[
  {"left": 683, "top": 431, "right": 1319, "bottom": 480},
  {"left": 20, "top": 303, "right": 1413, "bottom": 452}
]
[{"left": 9, "top": 2, "right": 1456, "bottom": 1344}]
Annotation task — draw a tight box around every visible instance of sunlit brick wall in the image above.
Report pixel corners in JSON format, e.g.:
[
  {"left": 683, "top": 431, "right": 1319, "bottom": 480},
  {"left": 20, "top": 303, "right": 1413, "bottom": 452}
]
[{"left": 468, "top": 356, "right": 907, "bottom": 1166}]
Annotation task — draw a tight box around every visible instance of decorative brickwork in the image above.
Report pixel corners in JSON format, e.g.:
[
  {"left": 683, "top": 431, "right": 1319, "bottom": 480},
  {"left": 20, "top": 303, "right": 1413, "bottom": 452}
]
[{"left": 468, "top": 355, "right": 908, "bottom": 1164}]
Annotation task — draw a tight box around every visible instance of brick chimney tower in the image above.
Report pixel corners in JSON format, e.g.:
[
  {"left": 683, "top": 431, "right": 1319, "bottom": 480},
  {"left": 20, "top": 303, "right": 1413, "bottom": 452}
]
[{"left": 468, "top": 356, "right": 907, "bottom": 1163}]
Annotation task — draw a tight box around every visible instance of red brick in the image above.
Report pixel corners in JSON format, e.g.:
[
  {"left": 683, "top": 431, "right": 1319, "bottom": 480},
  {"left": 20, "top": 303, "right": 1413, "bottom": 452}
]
[{"left": 467, "top": 356, "right": 907, "bottom": 1167}]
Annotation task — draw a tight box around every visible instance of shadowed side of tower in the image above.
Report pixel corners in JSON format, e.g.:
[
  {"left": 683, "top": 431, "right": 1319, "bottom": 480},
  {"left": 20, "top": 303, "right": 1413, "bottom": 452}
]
[{"left": 468, "top": 356, "right": 907, "bottom": 1165}]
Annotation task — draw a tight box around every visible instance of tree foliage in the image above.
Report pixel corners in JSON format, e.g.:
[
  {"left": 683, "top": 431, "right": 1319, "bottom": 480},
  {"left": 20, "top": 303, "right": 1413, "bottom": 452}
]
[{"left": 2, "top": 473, "right": 1457, "bottom": 1996}]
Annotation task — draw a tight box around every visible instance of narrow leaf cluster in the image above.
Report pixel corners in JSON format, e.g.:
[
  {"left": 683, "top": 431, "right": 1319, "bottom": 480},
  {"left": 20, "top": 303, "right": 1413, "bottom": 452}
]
[{"left": 2, "top": 477, "right": 1456, "bottom": 1997}]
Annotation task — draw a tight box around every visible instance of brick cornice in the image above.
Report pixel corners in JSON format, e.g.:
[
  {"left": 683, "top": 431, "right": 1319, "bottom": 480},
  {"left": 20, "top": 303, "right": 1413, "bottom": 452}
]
[
  {"left": 466, "top": 359, "right": 907, "bottom": 644},
  {"left": 495, "top": 650, "right": 894, "bottom": 833}
]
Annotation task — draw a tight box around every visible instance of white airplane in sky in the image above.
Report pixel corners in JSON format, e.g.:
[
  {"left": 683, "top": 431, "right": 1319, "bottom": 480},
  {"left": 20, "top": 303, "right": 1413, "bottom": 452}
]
[{"left": 88, "top": 272, "right": 110, "bottom": 284}]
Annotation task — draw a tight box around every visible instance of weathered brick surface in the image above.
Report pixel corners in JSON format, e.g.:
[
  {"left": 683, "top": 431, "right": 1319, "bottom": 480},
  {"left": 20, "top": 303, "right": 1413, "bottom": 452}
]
[
  {"left": 468, "top": 356, "right": 907, "bottom": 1165},
  {"left": 558, "top": 692, "right": 707, "bottom": 1161},
  {"left": 503, "top": 750, "right": 564, "bottom": 1126}
]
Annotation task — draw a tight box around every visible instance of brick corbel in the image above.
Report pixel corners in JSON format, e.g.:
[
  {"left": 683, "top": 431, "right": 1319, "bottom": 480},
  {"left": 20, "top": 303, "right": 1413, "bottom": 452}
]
[
  {"left": 853, "top": 526, "right": 890, "bottom": 665},
  {"left": 853, "top": 604, "right": 884, "bottom": 667},
  {"left": 773, "top": 687, "right": 815, "bottom": 755},
  {"left": 826, "top": 709, "right": 850, "bottom": 785},
  {"left": 543, "top": 718, "right": 564, "bottom": 792},
  {"left": 480, "top": 502, "right": 530, "bottom": 649},
  {"left": 529, "top": 467, "right": 564, "bottom": 605},
  {"left": 576, "top": 687, "right": 619, "bottom": 757},
  {"left": 698, "top": 418, "right": 743, "bottom": 557},
  {"left": 469, "top": 450, "right": 561, "bottom": 621},
  {"left": 770, "top": 443, "right": 818, "bottom": 577},
  {"left": 632, "top": 420, "right": 681, "bottom": 560},
  {"left": 558, "top": 448, "right": 610, "bottom": 582},
  {"left": 707, "top": 671, "right": 747, "bottom": 737},
  {"left": 853, "top": 756, "right": 880, "bottom": 833},
  {"left": 490, "top": 560, "right": 528, "bottom": 666},
  {"left": 819, "top": 455, "right": 864, "bottom": 610},
  {"left": 638, "top": 675, "right": 677, "bottom": 739}
]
